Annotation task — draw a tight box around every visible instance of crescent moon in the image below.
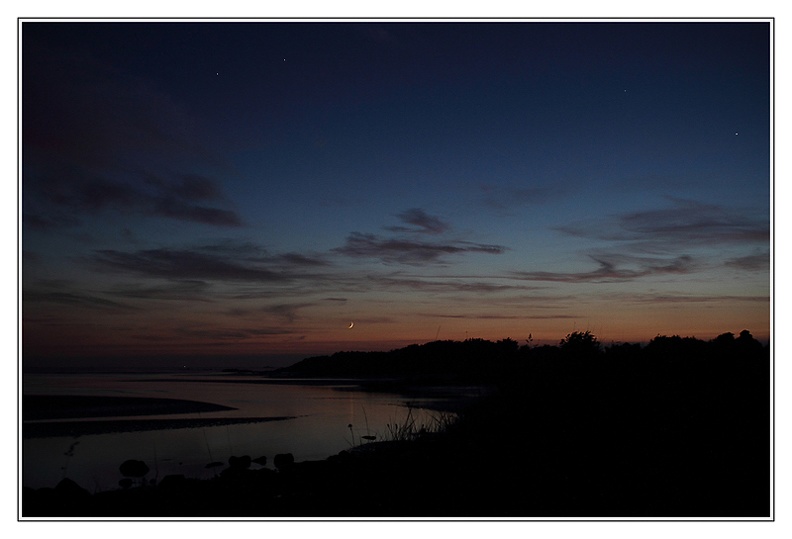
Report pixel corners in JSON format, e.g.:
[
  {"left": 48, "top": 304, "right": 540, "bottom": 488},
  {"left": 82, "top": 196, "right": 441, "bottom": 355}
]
[{"left": 348, "top": 322, "right": 354, "bottom": 329}]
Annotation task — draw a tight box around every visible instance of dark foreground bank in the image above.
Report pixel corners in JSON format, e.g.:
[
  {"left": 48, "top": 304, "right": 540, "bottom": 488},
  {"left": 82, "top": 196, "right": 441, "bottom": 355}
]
[{"left": 22, "top": 331, "right": 771, "bottom": 518}]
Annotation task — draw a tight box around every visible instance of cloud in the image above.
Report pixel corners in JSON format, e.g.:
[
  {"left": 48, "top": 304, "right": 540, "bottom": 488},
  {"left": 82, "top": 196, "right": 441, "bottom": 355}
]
[
  {"left": 25, "top": 171, "right": 243, "bottom": 229},
  {"left": 277, "top": 253, "right": 331, "bottom": 267},
  {"left": 160, "top": 174, "right": 225, "bottom": 201},
  {"left": 23, "top": 289, "right": 137, "bottom": 311},
  {"left": 23, "top": 212, "right": 82, "bottom": 231},
  {"left": 725, "top": 252, "right": 770, "bottom": 271},
  {"left": 555, "top": 198, "right": 768, "bottom": 247},
  {"left": 513, "top": 253, "right": 696, "bottom": 283},
  {"left": 23, "top": 41, "right": 216, "bottom": 169},
  {"left": 266, "top": 303, "right": 312, "bottom": 324},
  {"left": 370, "top": 274, "right": 529, "bottom": 294},
  {"left": 153, "top": 201, "right": 243, "bottom": 227},
  {"left": 174, "top": 325, "right": 297, "bottom": 342},
  {"left": 90, "top": 248, "right": 288, "bottom": 283},
  {"left": 385, "top": 208, "right": 450, "bottom": 235},
  {"left": 144, "top": 173, "right": 243, "bottom": 226},
  {"left": 22, "top": 42, "right": 241, "bottom": 229},
  {"left": 527, "top": 198, "right": 769, "bottom": 282},
  {"left": 186, "top": 241, "right": 268, "bottom": 259},
  {"left": 334, "top": 232, "right": 507, "bottom": 265},
  {"left": 479, "top": 184, "right": 555, "bottom": 212},
  {"left": 107, "top": 280, "right": 213, "bottom": 301},
  {"left": 334, "top": 207, "right": 506, "bottom": 265},
  {"left": 614, "top": 292, "right": 769, "bottom": 304},
  {"left": 419, "top": 312, "right": 578, "bottom": 320},
  {"left": 228, "top": 302, "right": 317, "bottom": 323},
  {"left": 87, "top": 243, "right": 334, "bottom": 303}
]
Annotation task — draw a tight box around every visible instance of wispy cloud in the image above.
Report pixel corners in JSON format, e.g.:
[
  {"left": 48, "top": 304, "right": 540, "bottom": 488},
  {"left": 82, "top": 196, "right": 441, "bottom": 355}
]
[
  {"left": 725, "top": 252, "right": 770, "bottom": 271},
  {"left": 385, "top": 208, "right": 450, "bottom": 235},
  {"left": 227, "top": 302, "right": 318, "bottom": 323},
  {"left": 528, "top": 198, "right": 769, "bottom": 282},
  {"left": 334, "top": 232, "right": 507, "bottom": 265},
  {"left": 106, "top": 280, "right": 214, "bottom": 301},
  {"left": 183, "top": 242, "right": 328, "bottom": 267},
  {"left": 25, "top": 171, "right": 243, "bottom": 229},
  {"left": 276, "top": 252, "right": 331, "bottom": 267},
  {"left": 23, "top": 289, "right": 137, "bottom": 311},
  {"left": 419, "top": 312, "right": 578, "bottom": 320},
  {"left": 513, "top": 253, "right": 696, "bottom": 283},
  {"left": 23, "top": 43, "right": 241, "bottom": 229},
  {"left": 173, "top": 325, "right": 298, "bottom": 341},
  {"left": 151, "top": 198, "right": 242, "bottom": 227},
  {"left": 613, "top": 292, "right": 769, "bottom": 304},
  {"left": 87, "top": 243, "right": 334, "bottom": 304},
  {"left": 555, "top": 198, "right": 768, "bottom": 247},
  {"left": 90, "top": 247, "right": 289, "bottom": 283},
  {"left": 479, "top": 183, "right": 555, "bottom": 212},
  {"left": 370, "top": 274, "right": 529, "bottom": 294},
  {"left": 333, "top": 208, "right": 507, "bottom": 265},
  {"left": 23, "top": 41, "right": 218, "bottom": 167}
]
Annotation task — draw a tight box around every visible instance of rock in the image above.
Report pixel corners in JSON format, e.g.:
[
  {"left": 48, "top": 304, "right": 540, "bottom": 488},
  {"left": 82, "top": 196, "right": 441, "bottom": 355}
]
[
  {"left": 273, "top": 453, "right": 294, "bottom": 470},
  {"left": 228, "top": 455, "right": 251, "bottom": 469},
  {"left": 157, "top": 474, "right": 187, "bottom": 491},
  {"left": 118, "top": 478, "right": 134, "bottom": 489},
  {"left": 55, "top": 477, "right": 90, "bottom": 498},
  {"left": 119, "top": 459, "right": 150, "bottom": 478}
]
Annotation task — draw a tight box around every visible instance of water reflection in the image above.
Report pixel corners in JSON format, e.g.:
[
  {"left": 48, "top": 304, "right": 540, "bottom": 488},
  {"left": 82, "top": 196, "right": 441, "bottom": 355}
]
[{"left": 22, "top": 373, "right": 482, "bottom": 492}]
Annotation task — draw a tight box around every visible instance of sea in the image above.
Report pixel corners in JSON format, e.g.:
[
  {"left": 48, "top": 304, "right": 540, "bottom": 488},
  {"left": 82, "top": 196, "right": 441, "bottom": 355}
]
[{"left": 21, "top": 371, "right": 486, "bottom": 493}]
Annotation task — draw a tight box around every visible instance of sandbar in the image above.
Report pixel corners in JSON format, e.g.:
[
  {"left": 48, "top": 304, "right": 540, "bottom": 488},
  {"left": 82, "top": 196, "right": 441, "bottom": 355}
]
[
  {"left": 22, "top": 415, "right": 295, "bottom": 438},
  {"left": 23, "top": 394, "right": 236, "bottom": 421}
]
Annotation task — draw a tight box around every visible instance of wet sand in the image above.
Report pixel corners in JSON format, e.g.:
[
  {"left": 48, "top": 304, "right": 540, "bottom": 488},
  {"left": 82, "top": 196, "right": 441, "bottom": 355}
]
[
  {"left": 22, "top": 394, "right": 297, "bottom": 438},
  {"left": 23, "top": 415, "right": 296, "bottom": 438},
  {"left": 23, "top": 394, "right": 237, "bottom": 421}
]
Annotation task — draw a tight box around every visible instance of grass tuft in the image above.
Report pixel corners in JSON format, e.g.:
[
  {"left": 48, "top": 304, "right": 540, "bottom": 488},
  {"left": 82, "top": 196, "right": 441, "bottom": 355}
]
[{"left": 383, "top": 406, "right": 457, "bottom": 442}]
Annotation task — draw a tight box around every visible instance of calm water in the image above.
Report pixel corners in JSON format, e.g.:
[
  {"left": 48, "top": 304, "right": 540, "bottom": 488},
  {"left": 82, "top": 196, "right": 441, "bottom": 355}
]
[{"left": 22, "top": 372, "right": 484, "bottom": 492}]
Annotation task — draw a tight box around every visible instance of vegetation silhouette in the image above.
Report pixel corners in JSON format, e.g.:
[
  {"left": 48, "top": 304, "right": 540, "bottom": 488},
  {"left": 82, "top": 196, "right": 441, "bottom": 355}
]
[{"left": 23, "top": 330, "right": 770, "bottom": 518}]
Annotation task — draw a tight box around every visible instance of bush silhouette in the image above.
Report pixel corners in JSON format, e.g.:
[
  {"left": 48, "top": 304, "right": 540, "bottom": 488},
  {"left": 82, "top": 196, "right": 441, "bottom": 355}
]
[{"left": 558, "top": 330, "right": 601, "bottom": 358}]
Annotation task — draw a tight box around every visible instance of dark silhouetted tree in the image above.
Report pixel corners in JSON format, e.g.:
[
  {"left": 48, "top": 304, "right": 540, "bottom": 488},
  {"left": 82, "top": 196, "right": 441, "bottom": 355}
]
[
  {"left": 735, "top": 329, "right": 765, "bottom": 356},
  {"left": 558, "top": 330, "right": 601, "bottom": 358}
]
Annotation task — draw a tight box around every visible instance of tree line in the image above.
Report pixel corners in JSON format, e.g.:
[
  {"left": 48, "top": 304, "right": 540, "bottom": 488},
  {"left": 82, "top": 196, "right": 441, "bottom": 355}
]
[{"left": 272, "top": 329, "right": 768, "bottom": 383}]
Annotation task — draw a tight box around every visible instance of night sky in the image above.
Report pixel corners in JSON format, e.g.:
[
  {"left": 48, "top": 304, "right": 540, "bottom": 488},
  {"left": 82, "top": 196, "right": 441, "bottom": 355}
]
[{"left": 21, "top": 21, "right": 771, "bottom": 368}]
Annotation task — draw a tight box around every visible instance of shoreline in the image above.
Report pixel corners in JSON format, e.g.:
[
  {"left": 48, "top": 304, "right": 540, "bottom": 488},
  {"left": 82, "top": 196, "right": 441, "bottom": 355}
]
[
  {"left": 22, "top": 394, "right": 237, "bottom": 421},
  {"left": 21, "top": 394, "right": 300, "bottom": 438},
  {"left": 22, "top": 415, "right": 297, "bottom": 439}
]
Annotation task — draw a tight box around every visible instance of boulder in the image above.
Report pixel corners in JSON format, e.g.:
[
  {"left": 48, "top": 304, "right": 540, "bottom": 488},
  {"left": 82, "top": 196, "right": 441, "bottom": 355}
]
[
  {"left": 119, "top": 459, "right": 150, "bottom": 478},
  {"left": 228, "top": 455, "right": 252, "bottom": 469},
  {"left": 273, "top": 453, "right": 295, "bottom": 470}
]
